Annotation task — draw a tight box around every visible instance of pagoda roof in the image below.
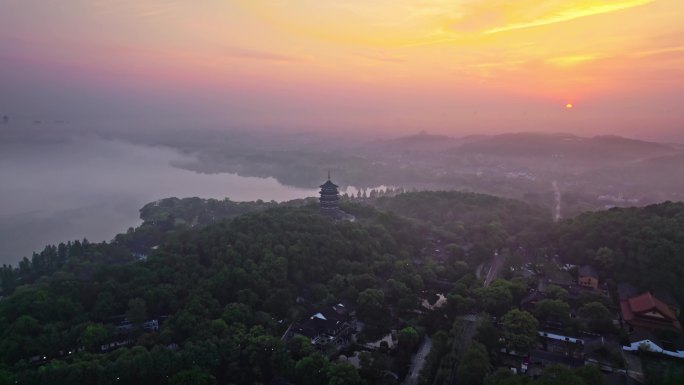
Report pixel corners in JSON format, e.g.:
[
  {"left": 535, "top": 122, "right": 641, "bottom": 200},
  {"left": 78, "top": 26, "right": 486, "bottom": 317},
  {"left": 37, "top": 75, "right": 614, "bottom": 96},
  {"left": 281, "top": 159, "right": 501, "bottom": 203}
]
[{"left": 320, "top": 180, "right": 339, "bottom": 189}]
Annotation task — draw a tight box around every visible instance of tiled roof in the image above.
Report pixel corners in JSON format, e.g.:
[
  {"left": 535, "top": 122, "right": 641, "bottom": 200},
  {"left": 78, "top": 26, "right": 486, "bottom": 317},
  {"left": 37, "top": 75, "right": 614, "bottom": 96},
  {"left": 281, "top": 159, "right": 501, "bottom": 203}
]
[
  {"left": 628, "top": 292, "right": 676, "bottom": 319},
  {"left": 320, "top": 180, "right": 339, "bottom": 189},
  {"left": 621, "top": 292, "right": 682, "bottom": 330},
  {"left": 578, "top": 265, "right": 599, "bottom": 279}
]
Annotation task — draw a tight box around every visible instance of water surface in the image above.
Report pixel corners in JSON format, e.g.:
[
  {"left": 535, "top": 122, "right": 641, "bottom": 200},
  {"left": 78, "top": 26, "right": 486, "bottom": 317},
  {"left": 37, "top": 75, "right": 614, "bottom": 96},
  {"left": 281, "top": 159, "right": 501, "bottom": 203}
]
[{"left": 0, "top": 137, "right": 317, "bottom": 264}]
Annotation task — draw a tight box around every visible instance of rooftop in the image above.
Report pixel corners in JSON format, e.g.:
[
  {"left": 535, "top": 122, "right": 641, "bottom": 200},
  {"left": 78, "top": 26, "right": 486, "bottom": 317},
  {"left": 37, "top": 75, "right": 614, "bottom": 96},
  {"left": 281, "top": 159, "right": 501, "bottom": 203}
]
[
  {"left": 578, "top": 265, "right": 599, "bottom": 279},
  {"left": 627, "top": 293, "right": 676, "bottom": 319},
  {"left": 621, "top": 292, "right": 682, "bottom": 330}
]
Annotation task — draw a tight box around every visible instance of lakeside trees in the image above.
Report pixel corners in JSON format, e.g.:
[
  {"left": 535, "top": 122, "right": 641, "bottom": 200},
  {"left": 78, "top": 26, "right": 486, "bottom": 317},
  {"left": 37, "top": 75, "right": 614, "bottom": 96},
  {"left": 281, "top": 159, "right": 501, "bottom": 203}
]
[{"left": 1, "top": 192, "right": 683, "bottom": 384}]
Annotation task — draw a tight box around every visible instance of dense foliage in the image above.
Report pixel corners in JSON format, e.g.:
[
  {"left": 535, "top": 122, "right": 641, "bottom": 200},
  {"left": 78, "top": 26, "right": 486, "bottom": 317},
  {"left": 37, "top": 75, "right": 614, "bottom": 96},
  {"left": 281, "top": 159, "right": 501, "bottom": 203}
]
[
  {"left": 552, "top": 201, "right": 684, "bottom": 302},
  {"left": 372, "top": 191, "right": 552, "bottom": 261},
  {"left": 0, "top": 203, "right": 430, "bottom": 384},
  {"left": 2, "top": 192, "right": 684, "bottom": 384}
]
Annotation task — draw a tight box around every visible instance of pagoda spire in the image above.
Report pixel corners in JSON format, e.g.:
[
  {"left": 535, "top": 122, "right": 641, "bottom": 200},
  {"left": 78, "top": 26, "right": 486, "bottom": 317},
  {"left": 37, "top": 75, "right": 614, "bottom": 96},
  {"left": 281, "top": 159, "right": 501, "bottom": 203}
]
[{"left": 319, "top": 173, "right": 340, "bottom": 216}]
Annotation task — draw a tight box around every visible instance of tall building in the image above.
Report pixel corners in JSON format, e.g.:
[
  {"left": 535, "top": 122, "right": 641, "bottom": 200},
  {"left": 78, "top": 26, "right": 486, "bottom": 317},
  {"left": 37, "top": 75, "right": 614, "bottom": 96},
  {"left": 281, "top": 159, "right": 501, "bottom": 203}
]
[
  {"left": 319, "top": 171, "right": 340, "bottom": 216},
  {"left": 1, "top": 115, "right": 8, "bottom": 125}
]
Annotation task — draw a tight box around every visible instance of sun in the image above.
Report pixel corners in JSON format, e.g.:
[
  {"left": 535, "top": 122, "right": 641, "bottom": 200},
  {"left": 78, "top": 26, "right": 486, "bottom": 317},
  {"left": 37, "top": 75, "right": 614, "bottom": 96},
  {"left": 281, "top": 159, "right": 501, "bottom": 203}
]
[{"left": 565, "top": 103, "right": 574, "bottom": 109}]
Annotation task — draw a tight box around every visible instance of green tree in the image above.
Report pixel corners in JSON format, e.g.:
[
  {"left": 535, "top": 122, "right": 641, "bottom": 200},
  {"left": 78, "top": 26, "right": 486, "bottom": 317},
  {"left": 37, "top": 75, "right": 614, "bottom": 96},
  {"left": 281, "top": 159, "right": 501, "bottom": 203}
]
[
  {"left": 502, "top": 309, "right": 539, "bottom": 354},
  {"left": 534, "top": 365, "right": 585, "bottom": 385},
  {"left": 594, "top": 247, "right": 615, "bottom": 271},
  {"left": 209, "top": 319, "right": 228, "bottom": 337},
  {"left": 476, "top": 282, "right": 513, "bottom": 316},
  {"left": 126, "top": 297, "right": 148, "bottom": 325},
  {"left": 398, "top": 326, "right": 420, "bottom": 351},
  {"left": 457, "top": 342, "right": 492, "bottom": 385},
  {"left": 534, "top": 299, "right": 570, "bottom": 324},
  {"left": 485, "top": 368, "right": 529, "bottom": 385},
  {"left": 574, "top": 366, "right": 607, "bottom": 385},
  {"left": 475, "top": 318, "right": 502, "bottom": 358},
  {"left": 543, "top": 285, "right": 568, "bottom": 301},
  {"left": 170, "top": 367, "right": 215, "bottom": 385},
  {"left": 80, "top": 323, "right": 109, "bottom": 352},
  {"left": 295, "top": 354, "right": 331, "bottom": 385},
  {"left": 287, "top": 335, "right": 314, "bottom": 359},
  {"left": 357, "top": 289, "right": 385, "bottom": 324},
  {"left": 577, "top": 302, "right": 612, "bottom": 332},
  {"left": 0, "top": 370, "right": 15, "bottom": 385},
  {"left": 327, "top": 363, "right": 365, "bottom": 385},
  {"left": 447, "top": 293, "right": 476, "bottom": 316}
]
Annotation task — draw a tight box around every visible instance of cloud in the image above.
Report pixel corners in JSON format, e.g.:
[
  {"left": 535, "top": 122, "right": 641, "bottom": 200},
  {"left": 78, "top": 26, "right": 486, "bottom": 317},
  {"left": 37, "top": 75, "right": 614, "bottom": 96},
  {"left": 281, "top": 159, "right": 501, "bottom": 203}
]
[
  {"left": 89, "top": 0, "right": 182, "bottom": 19},
  {"left": 225, "top": 47, "right": 299, "bottom": 62},
  {"left": 450, "top": 0, "right": 656, "bottom": 35},
  {"left": 631, "top": 45, "right": 684, "bottom": 58},
  {"left": 357, "top": 53, "right": 407, "bottom": 63},
  {"left": 547, "top": 54, "right": 600, "bottom": 67}
]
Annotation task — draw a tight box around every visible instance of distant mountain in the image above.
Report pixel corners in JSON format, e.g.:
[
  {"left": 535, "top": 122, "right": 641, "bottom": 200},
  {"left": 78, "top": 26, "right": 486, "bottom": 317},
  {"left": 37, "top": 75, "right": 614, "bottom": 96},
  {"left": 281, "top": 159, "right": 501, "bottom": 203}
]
[
  {"left": 392, "top": 131, "right": 458, "bottom": 143},
  {"left": 584, "top": 151, "right": 684, "bottom": 194},
  {"left": 455, "top": 132, "right": 677, "bottom": 162},
  {"left": 375, "top": 131, "right": 462, "bottom": 152}
]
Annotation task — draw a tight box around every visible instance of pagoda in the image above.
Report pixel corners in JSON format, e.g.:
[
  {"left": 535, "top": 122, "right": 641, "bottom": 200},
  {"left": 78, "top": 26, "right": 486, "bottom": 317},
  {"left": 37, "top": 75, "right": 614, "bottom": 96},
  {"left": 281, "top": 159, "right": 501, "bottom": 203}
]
[{"left": 319, "top": 171, "right": 341, "bottom": 216}]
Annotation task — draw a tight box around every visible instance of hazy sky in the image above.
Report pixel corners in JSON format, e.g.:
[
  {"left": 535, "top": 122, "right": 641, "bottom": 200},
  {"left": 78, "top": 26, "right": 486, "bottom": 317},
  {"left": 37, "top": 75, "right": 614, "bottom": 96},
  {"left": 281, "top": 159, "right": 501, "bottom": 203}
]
[{"left": 1, "top": 0, "right": 683, "bottom": 140}]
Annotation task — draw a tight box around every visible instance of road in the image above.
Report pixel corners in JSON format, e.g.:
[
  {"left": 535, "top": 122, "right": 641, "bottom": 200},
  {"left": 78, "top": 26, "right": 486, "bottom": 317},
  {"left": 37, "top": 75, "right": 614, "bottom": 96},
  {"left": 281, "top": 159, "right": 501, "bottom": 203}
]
[
  {"left": 483, "top": 251, "right": 504, "bottom": 287},
  {"left": 447, "top": 315, "right": 481, "bottom": 385},
  {"left": 403, "top": 336, "right": 432, "bottom": 385},
  {"left": 552, "top": 181, "right": 562, "bottom": 222}
]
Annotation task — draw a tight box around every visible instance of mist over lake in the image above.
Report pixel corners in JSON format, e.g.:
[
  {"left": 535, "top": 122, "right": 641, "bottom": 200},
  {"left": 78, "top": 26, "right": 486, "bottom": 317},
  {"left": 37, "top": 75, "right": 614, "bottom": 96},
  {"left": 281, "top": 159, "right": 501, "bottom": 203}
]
[{"left": 0, "top": 136, "right": 317, "bottom": 265}]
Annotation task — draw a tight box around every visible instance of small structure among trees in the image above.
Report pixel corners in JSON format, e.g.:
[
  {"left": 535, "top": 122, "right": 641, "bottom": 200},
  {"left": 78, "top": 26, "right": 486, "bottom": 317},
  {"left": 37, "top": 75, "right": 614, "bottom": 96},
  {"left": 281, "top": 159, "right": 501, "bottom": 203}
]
[{"left": 577, "top": 265, "right": 599, "bottom": 290}]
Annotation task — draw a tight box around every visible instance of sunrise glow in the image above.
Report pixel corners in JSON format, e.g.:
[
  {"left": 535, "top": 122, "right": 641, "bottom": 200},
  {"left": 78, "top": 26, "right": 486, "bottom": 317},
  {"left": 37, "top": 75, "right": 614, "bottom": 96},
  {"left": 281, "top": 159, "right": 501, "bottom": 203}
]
[{"left": 1, "top": 0, "right": 683, "bottom": 139}]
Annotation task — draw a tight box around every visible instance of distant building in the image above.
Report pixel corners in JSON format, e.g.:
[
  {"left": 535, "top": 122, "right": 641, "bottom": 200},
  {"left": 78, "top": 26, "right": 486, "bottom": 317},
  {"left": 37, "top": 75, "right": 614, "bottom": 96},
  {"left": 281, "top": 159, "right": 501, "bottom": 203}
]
[
  {"left": 1, "top": 115, "right": 8, "bottom": 125},
  {"left": 319, "top": 171, "right": 341, "bottom": 216},
  {"left": 292, "top": 302, "right": 356, "bottom": 349},
  {"left": 578, "top": 265, "right": 599, "bottom": 290},
  {"left": 319, "top": 172, "right": 355, "bottom": 221},
  {"left": 620, "top": 292, "right": 682, "bottom": 331}
]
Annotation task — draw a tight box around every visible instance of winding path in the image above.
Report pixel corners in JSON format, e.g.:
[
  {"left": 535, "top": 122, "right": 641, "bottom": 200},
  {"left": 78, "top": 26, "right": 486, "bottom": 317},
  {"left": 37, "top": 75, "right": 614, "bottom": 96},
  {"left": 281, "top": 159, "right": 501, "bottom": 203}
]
[
  {"left": 552, "top": 181, "right": 562, "bottom": 222},
  {"left": 403, "top": 336, "right": 432, "bottom": 385}
]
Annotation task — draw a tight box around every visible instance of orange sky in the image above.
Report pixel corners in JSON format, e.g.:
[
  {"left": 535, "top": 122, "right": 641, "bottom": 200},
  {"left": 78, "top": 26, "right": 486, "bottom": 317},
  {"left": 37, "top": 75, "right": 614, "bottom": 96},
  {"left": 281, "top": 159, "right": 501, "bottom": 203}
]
[{"left": 1, "top": 0, "right": 683, "bottom": 140}]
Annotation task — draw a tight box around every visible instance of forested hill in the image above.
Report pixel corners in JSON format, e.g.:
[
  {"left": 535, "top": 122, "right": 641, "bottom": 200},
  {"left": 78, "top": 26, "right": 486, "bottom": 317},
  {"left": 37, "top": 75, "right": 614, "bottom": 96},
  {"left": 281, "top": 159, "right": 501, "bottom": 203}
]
[
  {"left": 120, "top": 197, "right": 288, "bottom": 254},
  {"left": 372, "top": 191, "right": 550, "bottom": 232},
  {"left": 0, "top": 197, "right": 289, "bottom": 295},
  {"left": 0, "top": 205, "right": 424, "bottom": 384},
  {"left": 371, "top": 191, "right": 552, "bottom": 258},
  {"left": 0, "top": 191, "right": 553, "bottom": 384},
  {"left": 1, "top": 191, "right": 683, "bottom": 384},
  {"left": 551, "top": 201, "right": 684, "bottom": 303}
]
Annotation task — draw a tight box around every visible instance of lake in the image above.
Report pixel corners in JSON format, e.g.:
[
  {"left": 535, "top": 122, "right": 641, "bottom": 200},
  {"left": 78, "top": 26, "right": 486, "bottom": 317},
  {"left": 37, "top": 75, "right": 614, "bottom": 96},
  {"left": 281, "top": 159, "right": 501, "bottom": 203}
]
[{"left": 0, "top": 137, "right": 319, "bottom": 264}]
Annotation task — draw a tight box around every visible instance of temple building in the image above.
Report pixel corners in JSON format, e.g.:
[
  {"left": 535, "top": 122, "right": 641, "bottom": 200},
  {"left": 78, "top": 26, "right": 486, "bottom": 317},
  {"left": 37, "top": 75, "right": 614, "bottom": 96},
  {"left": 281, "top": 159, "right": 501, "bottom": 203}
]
[
  {"left": 620, "top": 291, "right": 682, "bottom": 332},
  {"left": 319, "top": 172, "right": 354, "bottom": 221},
  {"left": 319, "top": 171, "right": 340, "bottom": 216},
  {"left": 577, "top": 265, "right": 599, "bottom": 290}
]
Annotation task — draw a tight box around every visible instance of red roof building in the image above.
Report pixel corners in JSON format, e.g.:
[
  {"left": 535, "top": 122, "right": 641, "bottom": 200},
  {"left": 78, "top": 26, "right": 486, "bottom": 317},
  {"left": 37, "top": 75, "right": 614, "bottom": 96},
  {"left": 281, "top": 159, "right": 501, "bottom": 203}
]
[{"left": 620, "top": 292, "right": 681, "bottom": 331}]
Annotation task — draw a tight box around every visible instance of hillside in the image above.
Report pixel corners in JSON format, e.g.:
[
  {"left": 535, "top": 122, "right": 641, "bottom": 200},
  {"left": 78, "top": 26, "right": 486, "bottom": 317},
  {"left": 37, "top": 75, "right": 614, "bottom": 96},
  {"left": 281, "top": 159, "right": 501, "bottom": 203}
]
[
  {"left": 552, "top": 201, "right": 684, "bottom": 303},
  {"left": 1, "top": 192, "right": 683, "bottom": 384},
  {"left": 456, "top": 132, "right": 677, "bottom": 162}
]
